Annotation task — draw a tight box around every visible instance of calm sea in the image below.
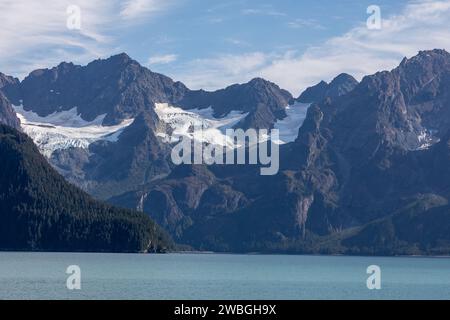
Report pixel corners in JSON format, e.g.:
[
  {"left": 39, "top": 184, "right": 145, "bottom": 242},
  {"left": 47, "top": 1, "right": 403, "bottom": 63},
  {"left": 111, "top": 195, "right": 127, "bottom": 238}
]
[{"left": 0, "top": 252, "right": 448, "bottom": 300}]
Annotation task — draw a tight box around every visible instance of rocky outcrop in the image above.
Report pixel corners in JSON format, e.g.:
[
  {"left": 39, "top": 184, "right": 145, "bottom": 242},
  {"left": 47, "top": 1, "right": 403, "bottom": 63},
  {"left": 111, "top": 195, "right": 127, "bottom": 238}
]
[
  {"left": 12, "top": 54, "right": 293, "bottom": 130},
  {"left": 4, "top": 50, "right": 450, "bottom": 255},
  {"left": 0, "top": 73, "right": 21, "bottom": 129},
  {"left": 180, "top": 77, "right": 294, "bottom": 129},
  {"left": 0, "top": 91, "right": 20, "bottom": 129},
  {"left": 110, "top": 50, "right": 450, "bottom": 255},
  {"left": 16, "top": 53, "right": 187, "bottom": 125},
  {"left": 297, "top": 73, "right": 358, "bottom": 103}
]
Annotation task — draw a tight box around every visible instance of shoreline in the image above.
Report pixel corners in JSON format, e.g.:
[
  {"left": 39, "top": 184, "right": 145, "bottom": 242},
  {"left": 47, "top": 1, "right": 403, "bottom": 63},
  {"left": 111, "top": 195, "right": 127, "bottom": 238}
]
[{"left": 1, "top": 250, "right": 449, "bottom": 259}]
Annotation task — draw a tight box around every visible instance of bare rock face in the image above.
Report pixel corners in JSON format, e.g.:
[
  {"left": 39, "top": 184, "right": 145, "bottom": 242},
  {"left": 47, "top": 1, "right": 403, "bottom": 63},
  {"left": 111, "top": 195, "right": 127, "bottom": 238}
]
[
  {"left": 50, "top": 110, "right": 172, "bottom": 199},
  {"left": 297, "top": 73, "right": 358, "bottom": 103},
  {"left": 17, "top": 53, "right": 187, "bottom": 125},
  {"left": 0, "top": 73, "right": 20, "bottom": 129},
  {"left": 0, "top": 91, "right": 20, "bottom": 130},
  {"left": 109, "top": 50, "right": 450, "bottom": 255},
  {"left": 6, "top": 54, "right": 295, "bottom": 200},
  {"left": 4, "top": 50, "right": 450, "bottom": 255},
  {"left": 180, "top": 77, "right": 294, "bottom": 129},
  {"left": 15, "top": 54, "right": 293, "bottom": 129}
]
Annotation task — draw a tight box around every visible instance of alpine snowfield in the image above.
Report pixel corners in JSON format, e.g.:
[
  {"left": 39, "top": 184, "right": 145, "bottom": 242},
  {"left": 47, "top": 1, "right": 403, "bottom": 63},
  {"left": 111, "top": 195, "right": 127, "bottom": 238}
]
[
  {"left": 155, "top": 102, "right": 309, "bottom": 147},
  {"left": 155, "top": 103, "right": 249, "bottom": 147},
  {"left": 13, "top": 105, "right": 134, "bottom": 157},
  {"left": 13, "top": 102, "right": 310, "bottom": 158},
  {"left": 274, "top": 103, "right": 310, "bottom": 144}
]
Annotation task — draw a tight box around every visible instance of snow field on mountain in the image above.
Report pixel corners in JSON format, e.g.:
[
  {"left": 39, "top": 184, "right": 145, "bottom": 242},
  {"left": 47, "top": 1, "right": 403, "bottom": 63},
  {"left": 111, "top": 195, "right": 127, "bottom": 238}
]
[
  {"left": 14, "top": 105, "right": 134, "bottom": 157},
  {"left": 155, "top": 102, "right": 309, "bottom": 147}
]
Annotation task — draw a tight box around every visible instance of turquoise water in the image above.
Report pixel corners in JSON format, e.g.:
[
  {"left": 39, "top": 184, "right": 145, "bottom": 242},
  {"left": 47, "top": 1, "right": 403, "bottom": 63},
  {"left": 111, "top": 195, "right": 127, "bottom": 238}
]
[{"left": 0, "top": 252, "right": 448, "bottom": 300}]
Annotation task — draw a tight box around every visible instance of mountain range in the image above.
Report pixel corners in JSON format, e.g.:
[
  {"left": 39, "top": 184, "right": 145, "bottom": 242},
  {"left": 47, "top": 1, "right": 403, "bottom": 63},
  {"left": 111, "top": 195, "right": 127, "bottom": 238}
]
[{"left": 1, "top": 49, "right": 449, "bottom": 255}]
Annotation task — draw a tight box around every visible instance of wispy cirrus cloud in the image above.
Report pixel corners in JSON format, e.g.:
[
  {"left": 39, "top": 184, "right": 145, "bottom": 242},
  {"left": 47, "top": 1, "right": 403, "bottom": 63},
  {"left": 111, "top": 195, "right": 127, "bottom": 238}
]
[
  {"left": 174, "top": 52, "right": 269, "bottom": 90},
  {"left": 260, "top": 0, "right": 450, "bottom": 95},
  {"left": 119, "top": 0, "right": 176, "bottom": 20},
  {"left": 2, "top": 0, "right": 450, "bottom": 98},
  {"left": 225, "top": 38, "right": 251, "bottom": 47},
  {"left": 287, "top": 18, "right": 325, "bottom": 30},
  {"left": 148, "top": 54, "right": 178, "bottom": 65},
  {"left": 0, "top": 0, "right": 115, "bottom": 78},
  {"left": 241, "top": 4, "right": 286, "bottom": 17},
  {"left": 0, "top": 0, "right": 177, "bottom": 78},
  {"left": 174, "top": 0, "right": 450, "bottom": 95}
]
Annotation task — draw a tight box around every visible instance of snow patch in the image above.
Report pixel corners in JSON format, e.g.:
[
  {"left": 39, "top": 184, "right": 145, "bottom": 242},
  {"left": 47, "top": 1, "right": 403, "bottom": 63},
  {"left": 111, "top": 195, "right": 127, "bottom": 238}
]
[
  {"left": 155, "top": 103, "right": 248, "bottom": 148},
  {"left": 155, "top": 102, "right": 310, "bottom": 147},
  {"left": 274, "top": 103, "right": 310, "bottom": 144},
  {"left": 13, "top": 105, "right": 134, "bottom": 157},
  {"left": 416, "top": 129, "right": 439, "bottom": 150}
]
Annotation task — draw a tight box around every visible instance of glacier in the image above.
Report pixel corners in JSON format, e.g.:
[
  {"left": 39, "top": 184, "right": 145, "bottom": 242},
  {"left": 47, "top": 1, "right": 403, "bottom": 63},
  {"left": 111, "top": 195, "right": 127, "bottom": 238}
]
[
  {"left": 155, "top": 102, "right": 310, "bottom": 147},
  {"left": 155, "top": 103, "right": 249, "bottom": 148},
  {"left": 13, "top": 102, "right": 310, "bottom": 158},
  {"left": 13, "top": 105, "right": 134, "bottom": 157},
  {"left": 274, "top": 103, "right": 310, "bottom": 144}
]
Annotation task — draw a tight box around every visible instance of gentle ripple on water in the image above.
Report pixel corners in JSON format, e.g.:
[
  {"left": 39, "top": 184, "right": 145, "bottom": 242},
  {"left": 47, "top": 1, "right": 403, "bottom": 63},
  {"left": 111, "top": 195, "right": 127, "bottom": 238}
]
[{"left": 0, "top": 252, "right": 449, "bottom": 300}]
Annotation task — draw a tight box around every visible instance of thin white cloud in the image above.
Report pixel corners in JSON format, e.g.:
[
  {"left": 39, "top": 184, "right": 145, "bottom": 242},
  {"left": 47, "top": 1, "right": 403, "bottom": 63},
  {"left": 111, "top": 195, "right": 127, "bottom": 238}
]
[
  {"left": 260, "top": 0, "right": 450, "bottom": 95},
  {"left": 175, "top": 0, "right": 450, "bottom": 95},
  {"left": 241, "top": 5, "right": 286, "bottom": 17},
  {"left": 0, "top": 0, "right": 116, "bottom": 78},
  {"left": 2, "top": 0, "right": 450, "bottom": 98},
  {"left": 287, "top": 18, "right": 325, "bottom": 30},
  {"left": 225, "top": 38, "right": 251, "bottom": 47},
  {"left": 148, "top": 54, "right": 178, "bottom": 65},
  {"left": 120, "top": 0, "right": 175, "bottom": 20},
  {"left": 207, "top": 17, "right": 225, "bottom": 24},
  {"left": 174, "top": 52, "right": 269, "bottom": 90},
  {"left": 0, "top": 0, "right": 176, "bottom": 79}
]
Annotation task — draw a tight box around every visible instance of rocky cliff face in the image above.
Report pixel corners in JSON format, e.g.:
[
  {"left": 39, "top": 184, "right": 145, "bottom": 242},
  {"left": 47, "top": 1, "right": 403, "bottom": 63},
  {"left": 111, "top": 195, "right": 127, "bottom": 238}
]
[
  {"left": 111, "top": 50, "right": 450, "bottom": 255},
  {"left": 297, "top": 73, "right": 358, "bottom": 104},
  {"left": 0, "top": 92, "right": 20, "bottom": 130},
  {"left": 3, "top": 50, "right": 450, "bottom": 255},
  {"left": 180, "top": 77, "right": 294, "bottom": 129},
  {"left": 0, "top": 73, "right": 20, "bottom": 129},
  {"left": 17, "top": 53, "right": 186, "bottom": 125},
  {"left": 3, "top": 54, "right": 295, "bottom": 199},
  {"left": 12, "top": 54, "right": 292, "bottom": 129},
  {"left": 51, "top": 109, "right": 172, "bottom": 199}
]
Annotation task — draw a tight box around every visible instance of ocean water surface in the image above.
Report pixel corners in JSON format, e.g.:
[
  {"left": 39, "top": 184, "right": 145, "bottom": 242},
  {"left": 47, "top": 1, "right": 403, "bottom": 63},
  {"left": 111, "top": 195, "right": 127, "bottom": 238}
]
[{"left": 0, "top": 252, "right": 448, "bottom": 300}]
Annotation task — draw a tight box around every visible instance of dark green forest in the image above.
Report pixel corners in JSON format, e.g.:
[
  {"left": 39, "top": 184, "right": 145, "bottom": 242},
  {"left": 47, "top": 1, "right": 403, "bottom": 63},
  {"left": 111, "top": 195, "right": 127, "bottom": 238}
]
[{"left": 0, "top": 125, "right": 173, "bottom": 253}]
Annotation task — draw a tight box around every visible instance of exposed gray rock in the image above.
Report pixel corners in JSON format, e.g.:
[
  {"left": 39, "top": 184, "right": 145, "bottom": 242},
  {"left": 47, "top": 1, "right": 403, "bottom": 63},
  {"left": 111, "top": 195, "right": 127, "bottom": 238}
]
[{"left": 297, "top": 73, "right": 358, "bottom": 103}]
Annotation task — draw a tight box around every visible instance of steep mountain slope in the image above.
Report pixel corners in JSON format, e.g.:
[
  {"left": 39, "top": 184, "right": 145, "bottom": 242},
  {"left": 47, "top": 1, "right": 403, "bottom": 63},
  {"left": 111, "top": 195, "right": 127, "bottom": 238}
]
[
  {"left": 55, "top": 110, "right": 172, "bottom": 199},
  {"left": 0, "top": 73, "right": 20, "bottom": 129},
  {"left": 0, "top": 92, "right": 20, "bottom": 130},
  {"left": 0, "top": 124, "right": 172, "bottom": 252},
  {"left": 281, "top": 49, "right": 450, "bottom": 253},
  {"left": 16, "top": 54, "right": 186, "bottom": 125},
  {"left": 3, "top": 55, "right": 181, "bottom": 198},
  {"left": 4, "top": 50, "right": 450, "bottom": 255},
  {"left": 0, "top": 72, "right": 20, "bottom": 92},
  {"left": 111, "top": 50, "right": 450, "bottom": 255},
  {"left": 5, "top": 54, "right": 298, "bottom": 199},
  {"left": 110, "top": 164, "right": 251, "bottom": 243},
  {"left": 179, "top": 77, "right": 294, "bottom": 129},
  {"left": 297, "top": 73, "right": 358, "bottom": 103},
  {"left": 11, "top": 54, "right": 293, "bottom": 129}
]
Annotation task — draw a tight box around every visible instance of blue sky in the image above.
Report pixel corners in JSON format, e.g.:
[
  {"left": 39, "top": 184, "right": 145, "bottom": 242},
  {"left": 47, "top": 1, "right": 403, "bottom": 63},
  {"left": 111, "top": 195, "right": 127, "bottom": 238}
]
[
  {"left": 1, "top": 0, "right": 450, "bottom": 95},
  {"left": 126, "top": 0, "right": 404, "bottom": 64}
]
